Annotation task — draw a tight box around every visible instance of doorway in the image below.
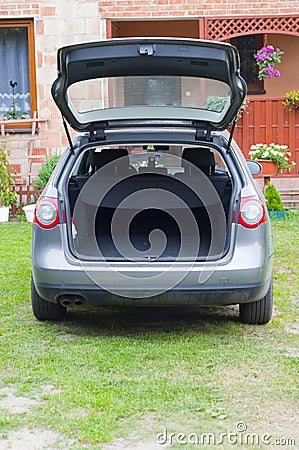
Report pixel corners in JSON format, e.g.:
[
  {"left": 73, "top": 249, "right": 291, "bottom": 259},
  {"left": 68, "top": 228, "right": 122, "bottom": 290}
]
[{"left": 108, "top": 19, "right": 200, "bottom": 39}]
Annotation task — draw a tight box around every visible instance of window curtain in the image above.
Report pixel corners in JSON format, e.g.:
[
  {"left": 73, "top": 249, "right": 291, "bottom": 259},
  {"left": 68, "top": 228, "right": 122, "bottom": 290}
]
[{"left": 0, "top": 27, "right": 30, "bottom": 118}]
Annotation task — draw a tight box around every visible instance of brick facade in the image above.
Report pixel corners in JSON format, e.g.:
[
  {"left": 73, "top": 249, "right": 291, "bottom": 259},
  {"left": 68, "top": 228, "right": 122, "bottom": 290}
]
[
  {"left": 99, "top": 0, "right": 299, "bottom": 18},
  {"left": 1, "top": 1, "right": 299, "bottom": 180}
]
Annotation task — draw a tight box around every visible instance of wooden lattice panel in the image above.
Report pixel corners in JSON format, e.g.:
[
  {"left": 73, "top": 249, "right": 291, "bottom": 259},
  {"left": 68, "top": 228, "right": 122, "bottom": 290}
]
[{"left": 206, "top": 16, "right": 299, "bottom": 41}]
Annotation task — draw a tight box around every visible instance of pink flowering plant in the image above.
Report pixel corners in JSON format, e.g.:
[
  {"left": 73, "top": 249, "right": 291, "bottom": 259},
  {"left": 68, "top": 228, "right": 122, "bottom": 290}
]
[{"left": 254, "top": 45, "right": 283, "bottom": 80}]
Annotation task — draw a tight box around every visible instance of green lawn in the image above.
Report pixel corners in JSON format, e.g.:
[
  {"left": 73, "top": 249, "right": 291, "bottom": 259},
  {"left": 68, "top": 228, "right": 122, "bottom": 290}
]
[{"left": 0, "top": 217, "right": 298, "bottom": 449}]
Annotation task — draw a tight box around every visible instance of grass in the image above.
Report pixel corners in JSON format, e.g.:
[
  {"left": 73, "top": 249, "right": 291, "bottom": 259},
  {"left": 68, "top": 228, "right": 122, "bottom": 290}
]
[{"left": 0, "top": 217, "right": 298, "bottom": 449}]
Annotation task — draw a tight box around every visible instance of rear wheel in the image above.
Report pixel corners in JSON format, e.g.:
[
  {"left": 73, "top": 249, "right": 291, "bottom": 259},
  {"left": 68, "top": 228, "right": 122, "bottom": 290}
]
[
  {"left": 239, "top": 279, "right": 273, "bottom": 325},
  {"left": 31, "top": 276, "right": 66, "bottom": 321}
]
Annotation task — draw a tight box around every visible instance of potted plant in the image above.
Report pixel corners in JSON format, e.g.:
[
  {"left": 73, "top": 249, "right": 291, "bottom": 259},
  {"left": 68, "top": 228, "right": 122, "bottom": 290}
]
[
  {"left": 264, "top": 181, "right": 286, "bottom": 219},
  {"left": 249, "top": 143, "right": 296, "bottom": 174},
  {"left": 282, "top": 89, "right": 299, "bottom": 111},
  {"left": 3, "top": 81, "right": 27, "bottom": 120},
  {"left": 254, "top": 45, "right": 283, "bottom": 80},
  {"left": 23, "top": 204, "right": 36, "bottom": 223},
  {"left": 0, "top": 140, "right": 17, "bottom": 222}
]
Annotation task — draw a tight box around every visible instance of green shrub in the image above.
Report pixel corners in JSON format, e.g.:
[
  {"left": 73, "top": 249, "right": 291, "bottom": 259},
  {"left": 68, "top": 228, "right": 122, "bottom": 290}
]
[
  {"left": 34, "top": 154, "right": 61, "bottom": 190},
  {"left": 264, "top": 182, "right": 284, "bottom": 211},
  {"left": 0, "top": 140, "right": 18, "bottom": 207}
]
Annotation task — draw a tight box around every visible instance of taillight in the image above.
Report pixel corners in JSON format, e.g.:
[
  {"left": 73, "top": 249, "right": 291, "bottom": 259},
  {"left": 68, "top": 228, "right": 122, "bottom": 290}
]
[
  {"left": 34, "top": 197, "right": 60, "bottom": 229},
  {"left": 238, "top": 197, "right": 266, "bottom": 229}
]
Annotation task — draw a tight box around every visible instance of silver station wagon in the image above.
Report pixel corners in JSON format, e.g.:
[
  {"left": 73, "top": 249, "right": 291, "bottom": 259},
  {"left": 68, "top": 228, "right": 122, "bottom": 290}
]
[{"left": 31, "top": 38, "right": 274, "bottom": 324}]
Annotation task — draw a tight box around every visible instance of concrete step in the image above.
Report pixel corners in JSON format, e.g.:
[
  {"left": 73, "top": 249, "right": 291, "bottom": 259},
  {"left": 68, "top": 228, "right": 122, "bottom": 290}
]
[
  {"left": 255, "top": 177, "right": 299, "bottom": 208},
  {"left": 278, "top": 189, "right": 299, "bottom": 208}
]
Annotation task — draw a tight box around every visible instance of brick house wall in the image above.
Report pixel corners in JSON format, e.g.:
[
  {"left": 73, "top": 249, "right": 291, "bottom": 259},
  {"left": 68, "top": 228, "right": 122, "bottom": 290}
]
[
  {"left": 99, "top": 0, "right": 299, "bottom": 18},
  {"left": 1, "top": 0, "right": 299, "bottom": 181},
  {"left": 1, "top": 1, "right": 106, "bottom": 152}
]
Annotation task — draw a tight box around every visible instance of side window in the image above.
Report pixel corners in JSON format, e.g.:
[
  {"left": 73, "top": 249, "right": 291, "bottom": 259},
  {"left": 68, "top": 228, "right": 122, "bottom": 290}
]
[
  {"left": 214, "top": 151, "right": 228, "bottom": 173},
  {"left": 0, "top": 19, "right": 37, "bottom": 121},
  {"left": 231, "top": 34, "right": 265, "bottom": 95}
]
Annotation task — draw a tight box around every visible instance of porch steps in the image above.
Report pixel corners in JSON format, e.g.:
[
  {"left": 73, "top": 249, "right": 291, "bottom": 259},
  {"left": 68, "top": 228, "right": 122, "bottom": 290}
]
[
  {"left": 271, "top": 178, "right": 299, "bottom": 208},
  {"left": 255, "top": 177, "right": 299, "bottom": 208},
  {"left": 278, "top": 188, "right": 299, "bottom": 208}
]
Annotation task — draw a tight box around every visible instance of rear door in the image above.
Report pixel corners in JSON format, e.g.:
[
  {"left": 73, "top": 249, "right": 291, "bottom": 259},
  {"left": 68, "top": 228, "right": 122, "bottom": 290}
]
[{"left": 52, "top": 38, "right": 246, "bottom": 134}]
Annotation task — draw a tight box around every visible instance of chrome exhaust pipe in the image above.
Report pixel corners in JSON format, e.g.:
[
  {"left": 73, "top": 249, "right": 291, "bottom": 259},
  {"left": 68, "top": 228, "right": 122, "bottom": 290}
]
[
  {"left": 59, "top": 295, "right": 85, "bottom": 307},
  {"left": 73, "top": 297, "right": 83, "bottom": 306},
  {"left": 59, "top": 296, "right": 72, "bottom": 307}
]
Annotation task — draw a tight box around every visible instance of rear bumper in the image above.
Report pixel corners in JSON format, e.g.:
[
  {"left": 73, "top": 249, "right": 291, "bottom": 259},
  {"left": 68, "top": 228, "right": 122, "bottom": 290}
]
[
  {"left": 32, "top": 222, "right": 273, "bottom": 307},
  {"left": 34, "top": 280, "right": 271, "bottom": 307}
]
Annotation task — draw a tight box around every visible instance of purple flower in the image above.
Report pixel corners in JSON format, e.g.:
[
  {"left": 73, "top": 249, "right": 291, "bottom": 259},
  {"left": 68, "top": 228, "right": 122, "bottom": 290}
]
[
  {"left": 256, "top": 46, "right": 283, "bottom": 80},
  {"left": 256, "top": 54, "right": 265, "bottom": 62},
  {"left": 263, "top": 66, "right": 273, "bottom": 74}
]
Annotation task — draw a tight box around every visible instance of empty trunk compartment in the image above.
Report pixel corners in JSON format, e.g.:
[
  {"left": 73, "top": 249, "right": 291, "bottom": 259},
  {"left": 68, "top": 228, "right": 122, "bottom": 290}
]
[{"left": 68, "top": 172, "right": 232, "bottom": 261}]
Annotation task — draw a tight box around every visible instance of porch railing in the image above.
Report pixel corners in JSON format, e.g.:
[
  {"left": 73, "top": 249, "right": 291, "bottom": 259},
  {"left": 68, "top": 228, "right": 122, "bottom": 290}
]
[{"left": 11, "top": 185, "right": 41, "bottom": 217}]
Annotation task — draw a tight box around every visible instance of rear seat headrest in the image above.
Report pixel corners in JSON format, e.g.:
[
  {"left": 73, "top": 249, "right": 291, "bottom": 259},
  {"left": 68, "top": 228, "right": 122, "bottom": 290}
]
[
  {"left": 138, "top": 167, "right": 168, "bottom": 174},
  {"left": 90, "top": 149, "right": 129, "bottom": 169},
  {"left": 182, "top": 147, "right": 215, "bottom": 175}
]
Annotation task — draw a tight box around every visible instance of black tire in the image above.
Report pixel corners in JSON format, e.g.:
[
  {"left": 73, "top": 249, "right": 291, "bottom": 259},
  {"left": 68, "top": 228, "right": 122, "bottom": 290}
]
[
  {"left": 239, "top": 280, "right": 273, "bottom": 325},
  {"left": 31, "top": 276, "right": 67, "bottom": 321}
]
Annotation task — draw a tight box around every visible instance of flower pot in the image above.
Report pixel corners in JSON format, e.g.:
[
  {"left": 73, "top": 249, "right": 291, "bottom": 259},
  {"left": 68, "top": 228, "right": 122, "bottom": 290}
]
[
  {"left": 0, "top": 206, "right": 9, "bottom": 223},
  {"left": 256, "top": 159, "right": 278, "bottom": 176},
  {"left": 23, "top": 204, "right": 36, "bottom": 223}
]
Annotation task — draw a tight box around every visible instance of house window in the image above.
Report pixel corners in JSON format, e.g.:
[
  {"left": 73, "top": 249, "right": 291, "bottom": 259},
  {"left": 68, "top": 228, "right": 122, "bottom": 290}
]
[
  {"left": 231, "top": 34, "right": 265, "bottom": 95},
  {"left": 0, "top": 19, "right": 37, "bottom": 121}
]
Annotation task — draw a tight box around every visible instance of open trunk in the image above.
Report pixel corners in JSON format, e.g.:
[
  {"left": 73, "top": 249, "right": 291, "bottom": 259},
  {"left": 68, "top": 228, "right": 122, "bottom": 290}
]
[
  {"left": 68, "top": 168, "right": 232, "bottom": 262},
  {"left": 53, "top": 38, "right": 244, "bottom": 262}
]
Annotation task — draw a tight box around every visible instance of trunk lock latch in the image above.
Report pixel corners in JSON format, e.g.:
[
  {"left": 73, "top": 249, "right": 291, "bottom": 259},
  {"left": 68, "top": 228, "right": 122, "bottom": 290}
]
[{"left": 138, "top": 44, "right": 155, "bottom": 56}]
